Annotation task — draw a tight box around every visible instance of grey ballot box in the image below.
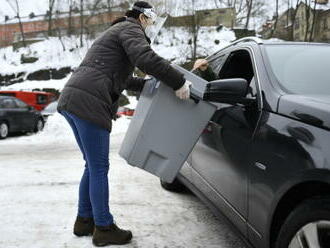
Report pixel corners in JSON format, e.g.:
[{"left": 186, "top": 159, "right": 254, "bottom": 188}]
[{"left": 119, "top": 65, "right": 217, "bottom": 183}]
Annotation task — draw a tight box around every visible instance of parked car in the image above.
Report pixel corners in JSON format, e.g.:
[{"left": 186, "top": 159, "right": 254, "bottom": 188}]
[
  {"left": 117, "top": 106, "right": 135, "bottom": 117},
  {"left": 161, "top": 37, "right": 330, "bottom": 248},
  {"left": 0, "top": 96, "right": 44, "bottom": 139},
  {"left": 41, "top": 101, "right": 58, "bottom": 121},
  {"left": 0, "top": 90, "right": 56, "bottom": 111}
]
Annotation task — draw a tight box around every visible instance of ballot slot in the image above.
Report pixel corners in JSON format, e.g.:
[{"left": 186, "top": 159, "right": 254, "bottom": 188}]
[{"left": 119, "top": 64, "right": 217, "bottom": 183}]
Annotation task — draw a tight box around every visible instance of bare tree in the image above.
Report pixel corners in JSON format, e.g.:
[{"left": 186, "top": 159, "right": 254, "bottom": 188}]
[
  {"left": 6, "top": 0, "right": 26, "bottom": 47},
  {"left": 304, "top": 0, "right": 311, "bottom": 41},
  {"left": 54, "top": 7, "right": 66, "bottom": 51},
  {"left": 84, "top": 0, "right": 103, "bottom": 39},
  {"left": 106, "top": 0, "right": 114, "bottom": 13},
  {"left": 244, "top": 0, "right": 253, "bottom": 29},
  {"left": 80, "top": 0, "right": 84, "bottom": 47},
  {"left": 291, "top": 0, "right": 301, "bottom": 41},
  {"left": 191, "top": 0, "right": 199, "bottom": 61},
  {"left": 183, "top": 0, "right": 200, "bottom": 61},
  {"left": 47, "top": 0, "right": 56, "bottom": 37},
  {"left": 309, "top": 0, "right": 317, "bottom": 41},
  {"left": 67, "top": 0, "right": 76, "bottom": 36},
  {"left": 270, "top": 0, "right": 279, "bottom": 38}
]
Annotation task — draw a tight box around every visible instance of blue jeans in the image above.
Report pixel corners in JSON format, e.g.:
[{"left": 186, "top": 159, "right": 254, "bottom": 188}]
[{"left": 59, "top": 110, "right": 114, "bottom": 226}]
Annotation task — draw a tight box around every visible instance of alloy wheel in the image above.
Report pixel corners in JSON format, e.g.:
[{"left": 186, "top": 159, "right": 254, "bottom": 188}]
[
  {"left": 0, "top": 123, "right": 9, "bottom": 138},
  {"left": 289, "top": 221, "right": 330, "bottom": 248}
]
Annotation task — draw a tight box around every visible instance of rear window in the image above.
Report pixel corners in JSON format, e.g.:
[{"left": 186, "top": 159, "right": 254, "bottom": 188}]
[{"left": 36, "top": 94, "right": 48, "bottom": 104}]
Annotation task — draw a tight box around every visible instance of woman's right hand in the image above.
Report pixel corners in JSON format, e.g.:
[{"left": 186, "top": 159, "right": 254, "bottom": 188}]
[{"left": 175, "top": 80, "right": 192, "bottom": 100}]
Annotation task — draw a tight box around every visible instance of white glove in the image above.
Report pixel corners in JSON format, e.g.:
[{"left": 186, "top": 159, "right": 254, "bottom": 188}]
[{"left": 175, "top": 80, "right": 192, "bottom": 100}]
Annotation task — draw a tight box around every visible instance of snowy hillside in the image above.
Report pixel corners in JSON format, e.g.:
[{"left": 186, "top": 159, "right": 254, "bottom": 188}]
[{"left": 0, "top": 25, "right": 235, "bottom": 90}]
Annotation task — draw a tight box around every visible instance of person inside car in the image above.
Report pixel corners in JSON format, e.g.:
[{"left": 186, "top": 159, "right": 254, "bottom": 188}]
[{"left": 192, "top": 58, "right": 217, "bottom": 81}]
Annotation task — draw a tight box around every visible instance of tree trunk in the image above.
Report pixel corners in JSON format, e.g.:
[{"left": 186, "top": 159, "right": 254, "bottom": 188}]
[
  {"left": 291, "top": 0, "right": 300, "bottom": 41},
  {"left": 68, "top": 0, "right": 73, "bottom": 36},
  {"left": 80, "top": 0, "right": 84, "bottom": 47},
  {"left": 191, "top": 0, "right": 199, "bottom": 61},
  {"left": 107, "top": 0, "right": 113, "bottom": 13},
  {"left": 245, "top": 0, "right": 253, "bottom": 30},
  {"left": 270, "top": 0, "right": 279, "bottom": 38},
  {"left": 309, "top": 0, "right": 317, "bottom": 41},
  {"left": 48, "top": 0, "right": 56, "bottom": 37},
  {"left": 304, "top": 0, "right": 310, "bottom": 42},
  {"left": 11, "top": 0, "right": 26, "bottom": 47}
]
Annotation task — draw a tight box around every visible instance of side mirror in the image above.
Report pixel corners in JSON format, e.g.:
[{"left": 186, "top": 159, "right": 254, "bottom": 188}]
[{"left": 204, "top": 78, "right": 249, "bottom": 104}]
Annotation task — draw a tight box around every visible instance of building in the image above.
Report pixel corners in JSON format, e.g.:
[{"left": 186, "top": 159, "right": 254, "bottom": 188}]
[
  {"left": 165, "top": 7, "right": 236, "bottom": 28},
  {"left": 0, "top": 8, "right": 125, "bottom": 48},
  {"left": 261, "top": 0, "right": 330, "bottom": 42}
]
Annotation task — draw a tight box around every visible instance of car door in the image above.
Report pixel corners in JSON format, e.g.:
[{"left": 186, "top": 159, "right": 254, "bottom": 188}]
[
  {"left": 0, "top": 98, "right": 22, "bottom": 131},
  {"left": 191, "top": 48, "right": 262, "bottom": 235},
  {"left": 13, "top": 98, "right": 36, "bottom": 131}
]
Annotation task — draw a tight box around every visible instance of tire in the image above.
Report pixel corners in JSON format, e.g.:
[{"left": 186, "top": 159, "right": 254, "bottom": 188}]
[
  {"left": 0, "top": 122, "right": 9, "bottom": 139},
  {"left": 34, "top": 118, "right": 44, "bottom": 133},
  {"left": 160, "top": 178, "right": 186, "bottom": 192},
  {"left": 274, "top": 197, "right": 330, "bottom": 248}
]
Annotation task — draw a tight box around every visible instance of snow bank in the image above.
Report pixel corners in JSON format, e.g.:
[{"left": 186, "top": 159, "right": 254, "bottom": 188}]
[
  {"left": 0, "top": 110, "right": 132, "bottom": 145},
  {"left": 0, "top": 36, "right": 91, "bottom": 77}
]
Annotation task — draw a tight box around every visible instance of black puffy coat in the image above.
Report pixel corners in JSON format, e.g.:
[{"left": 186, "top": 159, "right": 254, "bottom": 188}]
[{"left": 57, "top": 17, "right": 185, "bottom": 132}]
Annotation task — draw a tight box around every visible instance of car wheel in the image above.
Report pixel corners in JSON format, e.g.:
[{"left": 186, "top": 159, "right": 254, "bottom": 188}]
[
  {"left": 0, "top": 122, "right": 9, "bottom": 139},
  {"left": 34, "top": 118, "right": 44, "bottom": 133},
  {"left": 274, "top": 197, "right": 330, "bottom": 248},
  {"left": 160, "top": 178, "right": 186, "bottom": 192}
]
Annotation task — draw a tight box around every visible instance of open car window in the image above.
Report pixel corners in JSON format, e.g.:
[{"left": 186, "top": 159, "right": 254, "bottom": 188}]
[
  {"left": 218, "top": 50, "right": 254, "bottom": 83},
  {"left": 207, "top": 53, "right": 229, "bottom": 78}
]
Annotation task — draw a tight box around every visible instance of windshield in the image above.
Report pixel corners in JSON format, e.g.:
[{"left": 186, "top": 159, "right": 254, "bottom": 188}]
[{"left": 265, "top": 45, "right": 330, "bottom": 95}]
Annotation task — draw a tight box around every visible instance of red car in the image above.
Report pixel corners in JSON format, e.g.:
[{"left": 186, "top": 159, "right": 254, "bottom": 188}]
[
  {"left": 117, "top": 107, "right": 135, "bottom": 117},
  {"left": 0, "top": 90, "right": 56, "bottom": 111}
]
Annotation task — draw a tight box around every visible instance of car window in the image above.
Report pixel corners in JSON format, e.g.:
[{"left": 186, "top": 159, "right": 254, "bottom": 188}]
[
  {"left": 1, "top": 98, "right": 16, "bottom": 108},
  {"left": 14, "top": 99, "right": 28, "bottom": 108},
  {"left": 218, "top": 49, "right": 254, "bottom": 84},
  {"left": 37, "top": 94, "right": 48, "bottom": 105}
]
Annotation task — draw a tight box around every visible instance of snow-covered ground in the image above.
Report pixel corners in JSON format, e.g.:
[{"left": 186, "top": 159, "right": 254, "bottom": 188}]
[{"left": 0, "top": 112, "right": 247, "bottom": 248}]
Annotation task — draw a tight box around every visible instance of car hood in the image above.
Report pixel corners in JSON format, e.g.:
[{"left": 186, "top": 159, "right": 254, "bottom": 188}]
[{"left": 278, "top": 94, "right": 330, "bottom": 130}]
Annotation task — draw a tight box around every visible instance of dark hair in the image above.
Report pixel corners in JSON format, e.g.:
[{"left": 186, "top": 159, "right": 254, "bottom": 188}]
[{"left": 111, "top": 1, "right": 153, "bottom": 26}]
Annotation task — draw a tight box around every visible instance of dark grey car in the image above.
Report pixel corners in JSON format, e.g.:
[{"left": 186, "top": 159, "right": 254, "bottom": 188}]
[
  {"left": 0, "top": 96, "right": 44, "bottom": 139},
  {"left": 161, "top": 38, "right": 330, "bottom": 248}
]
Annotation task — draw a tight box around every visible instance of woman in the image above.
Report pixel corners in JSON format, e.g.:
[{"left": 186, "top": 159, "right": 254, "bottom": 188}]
[{"left": 57, "top": 1, "right": 191, "bottom": 247}]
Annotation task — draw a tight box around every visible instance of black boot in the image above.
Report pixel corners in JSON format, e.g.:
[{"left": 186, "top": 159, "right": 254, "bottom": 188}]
[
  {"left": 73, "top": 216, "right": 95, "bottom": 237},
  {"left": 92, "top": 223, "right": 133, "bottom": 246}
]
